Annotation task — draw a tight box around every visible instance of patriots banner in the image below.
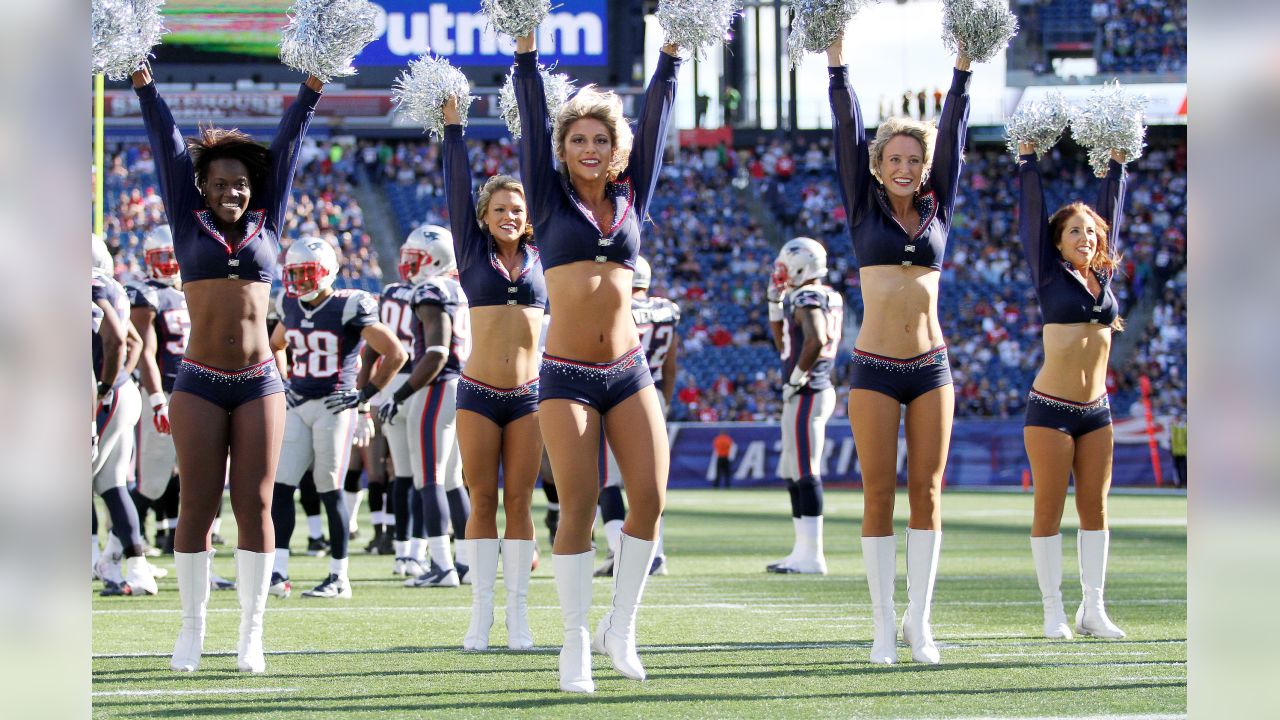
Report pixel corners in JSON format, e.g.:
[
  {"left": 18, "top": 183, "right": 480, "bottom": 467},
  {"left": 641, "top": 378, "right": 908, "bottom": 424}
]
[{"left": 666, "top": 418, "right": 1174, "bottom": 489}]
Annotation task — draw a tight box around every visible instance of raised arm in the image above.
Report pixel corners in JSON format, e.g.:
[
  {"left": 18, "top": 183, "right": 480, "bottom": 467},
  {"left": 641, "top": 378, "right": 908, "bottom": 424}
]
[
  {"left": 929, "top": 54, "right": 973, "bottom": 225},
  {"left": 132, "top": 65, "right": 196, "bottom": 224},
  {"left": 1017, "top": 151, "right": 1055, "bottom": 288},
  {"left": 627, "top": 45, "right": 682, "bottom": 218},
  {"left": 264, "top": 77, "right": 324, "bottom": 234},
  {"left": 1096, "top": 152, "right": 1128, "bottom": 252},
  {"left": 513, "top": 33, "right": 561, "bottom": 226},
  {"left": 827, "top": 37, "right": 870, "bottom": 228},
  {"left": 441, "top": 101, "right": 482, "bottom": 271}
]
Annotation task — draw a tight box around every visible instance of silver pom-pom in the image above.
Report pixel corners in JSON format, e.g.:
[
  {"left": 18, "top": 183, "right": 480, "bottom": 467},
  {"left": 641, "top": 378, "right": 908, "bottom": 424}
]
[
  {"left": 1005, "top": 92, "right": 1070, "bottom": 159},
  {"left": 941, "top": 0, "right": 1019, "bottom": 65},
  {"left": 656, "top": 0, "right": 744, "bottom": 58},
  {"left": 1070, "top": 80, "right": 1148, "bottom": 176},
  {"left": 92, "top": 0, "right": 167, "bottom": 81},
  {"left": 497, "top": 67, "right": 576, "bottom": 140},
  {"left": 279, "top": 0, "right": 381, "bottom": 83},
  {"left": 392, "top": 56, "right": 475, "bottom": 139},
  {"left": 480, "top": 0, "right": 552, "bottom": 39},
  {"left": 786, "top": 0, "right": 875, "bottom": 68}
]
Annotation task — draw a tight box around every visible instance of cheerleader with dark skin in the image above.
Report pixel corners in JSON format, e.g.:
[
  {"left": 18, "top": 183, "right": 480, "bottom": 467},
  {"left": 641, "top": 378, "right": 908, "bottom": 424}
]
[
  {"left": 1018, "top": 142, "right": 1129, "bottom": 642},
  {"left": 132, "top": 63, "right": 324, "bottom": 674}
]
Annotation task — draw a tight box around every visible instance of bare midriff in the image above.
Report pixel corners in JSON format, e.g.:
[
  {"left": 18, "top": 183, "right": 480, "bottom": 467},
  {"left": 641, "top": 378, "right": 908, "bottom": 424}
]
[
  {"left": 855, "top": 265, "right": 944, "bottom": 358},
  {"left": 466, "top": 305, "right": 545, "bottom": 387},
  {"left": 182, "top": 279, "right": 274, "bottom": 369},
  {"left": 542, "top": 262, "right": 639, "bottom": 362},
  {"left": 1033, "top": 323, "right": 1112, "bottom": 402}
]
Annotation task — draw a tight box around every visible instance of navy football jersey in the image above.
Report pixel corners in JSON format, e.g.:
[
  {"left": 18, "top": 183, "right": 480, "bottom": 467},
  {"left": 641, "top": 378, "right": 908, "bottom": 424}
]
[
  {"left": 91, "top": 269, "right": 132, "bottom": 389},
  {"left": 125, "top": 279, "right": 189, "bottom": 393},
  {"left": 379, "top": 281, "right": 418, "bottom": 374},
  {"left": 781, "top": 283, "right": 844, "bottom": 393},
  {"left": 281, "top": 289, "right": 379, "bottom": 399},
  {"left": 632, "top": 296, "right": 681, "bottom": 383},
  {"left": 410, "top": 277, "right": 469, "bottom": 384}
]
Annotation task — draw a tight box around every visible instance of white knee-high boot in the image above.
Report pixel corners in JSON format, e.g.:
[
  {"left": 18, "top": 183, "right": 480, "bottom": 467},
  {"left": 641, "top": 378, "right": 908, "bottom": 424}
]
[
  {"left": 1076, "top": 529, "right": 1125, "bottom": 638},
  {"left": 553, "top": 550, "right": 595, "bottom": 693},
  {"left": 503, "top": 539, "right": 536, "bottom": 650},
  {"left": 902, "top": 528, "right": 942, "bottom": 664},
  {"left": 592, "top": 533, "right": 656, "bottom": 680},
  {"left": 235, "top": 550, "right": 273, "bottom": 673},
  {"left": 862, "top": 536, "right": 898, "bottom": 664},
  {"left": 171, "top": 550, "right": 211, "bottom": 672},
  {"left": 462, "top": 539, "right": 499, "bottom": 651},
  {"left": 1030, "top": 534, "right": 1072, "bottom": 639}
]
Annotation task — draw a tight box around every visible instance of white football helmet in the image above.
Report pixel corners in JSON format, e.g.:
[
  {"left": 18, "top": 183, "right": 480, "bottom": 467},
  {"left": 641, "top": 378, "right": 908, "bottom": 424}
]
[
  {"left": 283, "top": 236, "right": 340, "bottom": 301},
  {"left": 399, "top": 224, "right": 455, "bottom": 285},
  {"left": 91, "top": 234, "right": 113, "bottom": 274},
  {"left": 143, "top": 226, "right": 180, "bottom": 285},
  {"left": 632, "top": 256, "right": 652, "bottom": 290},
  {"left": 774, "top": 237, "right": 828, "bottom": 289}
]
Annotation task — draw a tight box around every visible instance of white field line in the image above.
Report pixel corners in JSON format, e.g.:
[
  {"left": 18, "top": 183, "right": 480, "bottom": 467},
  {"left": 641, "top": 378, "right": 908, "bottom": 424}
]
[
  {"left": 908, "top": 716, "right": 1185, "bottom": 720},
  {"left": 982, "top": 651, "right": 1153, "bottom": 658},
  {"left": 92, "top": 687, "right": 299, "bottom": 697},
  {"left": 92, "top": 597, "right": 1187, "bottom": 616}
]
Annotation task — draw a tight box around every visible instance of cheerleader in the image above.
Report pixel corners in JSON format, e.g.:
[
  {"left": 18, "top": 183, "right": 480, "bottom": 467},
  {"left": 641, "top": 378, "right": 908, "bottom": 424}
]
[
  {"left": 441, "top": 96, "right": 547, "bottom": 651},
  {"left": 826, "top": 32, "right": 972, "bottom": 664},
  {"left": 1017, "top": 142, "right": 1129, "bottom": 640},
  {"left": 511, "top": 27, "right": 681, "bottom": 692}
]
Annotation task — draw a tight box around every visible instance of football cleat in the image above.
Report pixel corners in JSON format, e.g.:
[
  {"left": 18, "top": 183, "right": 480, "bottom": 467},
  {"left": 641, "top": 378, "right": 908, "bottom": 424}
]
[
  {"left": 649, "top": 554, "right": 668, "bottom": 576},
  {"left": 210, "top": 533, "right": 226, "bottom": 546},
  {"left": 377, "top": 533, "right": 394, "bottom": 556},
  {"left": 210, "top": 573, "right": 236, "bottom": 591},
  {"left": 770, "top": 557, "right": 828, "bottom": 575},
  {"left": 268, "top": 572, "right": 292, "bottom": 599},
  {"left": 145, "top": 559, "right": 169, "bottom": 579},
  {"left": 99, "top": 580, "right": 126, "bottom": 597},
  {"left": 301, "top": 573, "right": 352, "bottom": 599},
  {"left": 124, "top": 557, "right": 159, "bottom": 595},
  {"left": 456, "top": 562, "right": 471, "bottom": 585},
  {"left": 593, "top": 551, "right": 615, "bottom": 578},
  {"left": 404, "top": 562, "right": 460, "bottom": 588},
  {"left": 306, "top": 537, "right": 330, "bottom": 557}
]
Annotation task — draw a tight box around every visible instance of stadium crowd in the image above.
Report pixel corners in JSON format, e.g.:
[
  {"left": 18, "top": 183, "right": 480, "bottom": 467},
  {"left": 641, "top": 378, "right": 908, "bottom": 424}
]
[{"left": 1092, "top": 0, "right": 1188, "bottom": 74}]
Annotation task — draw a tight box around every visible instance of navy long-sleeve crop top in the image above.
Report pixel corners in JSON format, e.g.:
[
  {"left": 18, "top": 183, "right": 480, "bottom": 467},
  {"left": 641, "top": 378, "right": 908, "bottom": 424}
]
[
  {"left": 830, "top": 65, "right": 971, "bottom": 271},
  {"left": 442, "top": 125, "right": 547, "bottom": 309},
  {"left": 1018, "top": 155, "right": 1126, "bottom": 327},
  {"left": 513, "top": 50, "right": 680, "bottom": 272},
  {"left": 135, "top": 81, "right": 320, "bottom": 284}
]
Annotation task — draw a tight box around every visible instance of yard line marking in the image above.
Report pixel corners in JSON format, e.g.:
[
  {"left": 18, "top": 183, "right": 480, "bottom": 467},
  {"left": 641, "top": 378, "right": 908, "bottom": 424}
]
[
  {"left": 910, "top": 715, "right": 1185, "bottom": 720},
  {"left": 92, "top": 687, "right": 299, "bottom": 697},
  {"left": 92, "top": 598, "right": 1187, "bottom": 616},
  {"left": 982, "top": 651, "right": 1153, "bottom": 658}
]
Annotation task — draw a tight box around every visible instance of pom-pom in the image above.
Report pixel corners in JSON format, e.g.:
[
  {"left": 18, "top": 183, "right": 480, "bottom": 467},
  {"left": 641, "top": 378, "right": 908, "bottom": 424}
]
[
  {"left": 786, "top": 0, "right": 875, "bottom": 68},
  {"left": 92, "top": 0, "right": 167, "bottom": 81},
  {"left": 1005, "top": 92, "right": 1070, "bottom": 159},
  {"left": 480, "top": 0, "right": 552, "bottom": 39},
  {"left": 941, "top": 0, "right": 1019, "bottom": 64},
  {"left": 497, "top": 67, "right": 576, "bottom": 140},
  {"left": 392, "top": 55, "right": 475, "bottom": 139},
  {"left": 279, "top": 0, "right": 381, "bottom": 82},
  {"left": 1070, "top": 80, "right": 1148, "bottom": 176},
  {"left": 656, "top": 0, "right": 744, "bottom": 58}
]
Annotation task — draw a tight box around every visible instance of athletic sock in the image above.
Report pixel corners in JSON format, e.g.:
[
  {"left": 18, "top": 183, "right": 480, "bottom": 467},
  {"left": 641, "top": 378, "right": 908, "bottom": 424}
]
[
  {"left": 320, "top": 490, "right": 349, "bottom": 561},
  {"left": 273, "top": 549, "right": 290, "bottom": 577}
]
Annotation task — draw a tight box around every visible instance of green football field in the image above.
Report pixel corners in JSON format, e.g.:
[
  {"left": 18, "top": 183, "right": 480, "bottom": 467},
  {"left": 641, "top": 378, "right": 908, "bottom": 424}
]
[{"left": 91, "top": 489, "right": 1186, "bottom": 719}]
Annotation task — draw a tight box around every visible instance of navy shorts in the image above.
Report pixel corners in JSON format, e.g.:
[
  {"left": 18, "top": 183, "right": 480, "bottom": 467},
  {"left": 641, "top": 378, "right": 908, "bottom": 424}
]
[
  {"left": 1024, "top": 390, "right": 1112, "bottom": 438},
  {"left": 539, "top": 346, "right": 653, "bottom": 414},
  {"left": 173, "top": 357, "right": 284, "bottom": 412},
  {"left": 849, "top": 346, "right": 952, "bottom": 404},
  {"left": 457, "top": 375, "right": 540, "bottom": 427}
]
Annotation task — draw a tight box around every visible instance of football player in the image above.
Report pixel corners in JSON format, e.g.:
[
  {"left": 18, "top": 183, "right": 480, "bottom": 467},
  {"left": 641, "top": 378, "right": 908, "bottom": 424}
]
[
  {"left": 378, "top": 225, "right": 472, "bottom": 588},
  {"left": 92, "top": 238, "right": 154, "bottom": 595},
  {"left": 268, "top": 238, "right": 407, "bottom": 599},
  {"left": 768, "top": 238, "right": 842, "bottom": 575},
  {"left": 596, "top": 257, "right": 680, "bottom": 577}
]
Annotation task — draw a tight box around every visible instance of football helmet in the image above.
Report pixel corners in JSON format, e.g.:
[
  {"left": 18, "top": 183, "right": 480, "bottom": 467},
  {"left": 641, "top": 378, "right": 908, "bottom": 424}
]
[
  {"left": 398, "top": 224, "right": 455, "bottom": 285},
  {"left": 143, "top": 226, "right": 180, "bottom": 285},
  {"left": 283, "top": 237, "right": 339, "bottom": 301},
  {"left": 632, "top": 256, "right": 652, "bottom": 290},
  {"left": 774, "top": 237, "right": 827, "bottom": 289},
  {"left": 91, "top": 234, "right": 113, "bottom": 274}
]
